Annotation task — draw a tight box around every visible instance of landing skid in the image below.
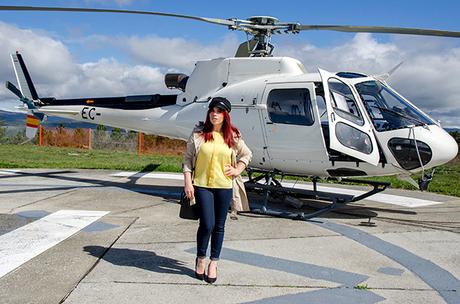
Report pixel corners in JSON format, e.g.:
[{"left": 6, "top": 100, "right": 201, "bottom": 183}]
[{"left": 243, "top": 169, "right": 390, "bottom": 220}]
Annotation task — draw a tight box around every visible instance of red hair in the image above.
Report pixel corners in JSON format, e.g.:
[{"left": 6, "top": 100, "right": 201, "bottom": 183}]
[{"left": 202, "top": 108, "right": 240, "bottom": 148}]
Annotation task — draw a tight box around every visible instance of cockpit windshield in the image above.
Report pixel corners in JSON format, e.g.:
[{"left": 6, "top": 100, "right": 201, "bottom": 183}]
[{"left": 355, "top": 81, "right": 434, "bottom": 131}]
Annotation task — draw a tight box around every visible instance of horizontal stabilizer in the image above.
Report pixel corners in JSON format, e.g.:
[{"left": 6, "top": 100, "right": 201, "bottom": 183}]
[
  {"left": 6, "top": 80, "right": 37, "bottom": 111},
  {"left": 5, "top": 81, "right": 23, "bottom": 99}
]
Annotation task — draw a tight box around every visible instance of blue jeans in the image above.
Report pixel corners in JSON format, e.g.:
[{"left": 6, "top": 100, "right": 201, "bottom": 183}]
[{"left": 195, "top": 186, "right": 232, "bottom": 260}]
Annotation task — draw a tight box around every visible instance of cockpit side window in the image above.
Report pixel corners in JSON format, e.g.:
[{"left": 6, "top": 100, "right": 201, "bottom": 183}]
[
  {"left": 328, "top": 78, "right": 364, "bottom": 126},
  {"left": 267, "top": 88, "right": 314, "bottom": 126}
]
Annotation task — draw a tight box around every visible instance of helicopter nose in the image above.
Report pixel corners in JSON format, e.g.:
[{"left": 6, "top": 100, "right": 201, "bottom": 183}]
[{"left": 428, "top": 126, "right": 458, "bottom": 166}]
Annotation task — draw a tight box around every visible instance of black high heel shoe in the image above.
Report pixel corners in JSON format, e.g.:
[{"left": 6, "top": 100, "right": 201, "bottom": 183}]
[
  {"left": 195, "top": 258, "right": 205, "bottom": 280},
  {"left": 206, "top": 265, "right": 217, "bottom": 284}
]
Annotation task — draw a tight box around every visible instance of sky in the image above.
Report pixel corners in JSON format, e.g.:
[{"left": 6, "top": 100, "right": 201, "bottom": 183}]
[{"left": 0, "top": 0, "right": 459, "bottom": 126}]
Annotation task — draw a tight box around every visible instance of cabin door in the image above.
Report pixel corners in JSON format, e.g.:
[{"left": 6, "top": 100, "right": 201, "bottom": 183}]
[
  {"left": 319, "top": 69, "right": 380, "bottom": 165},
  {"left": 261, "top": 82, "right": 325, "bottom": 174}
]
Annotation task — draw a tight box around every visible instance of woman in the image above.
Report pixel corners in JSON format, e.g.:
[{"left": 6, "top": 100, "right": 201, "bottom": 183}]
[{"left": 183, "top": 97, "right": 252, "bottom": 284}]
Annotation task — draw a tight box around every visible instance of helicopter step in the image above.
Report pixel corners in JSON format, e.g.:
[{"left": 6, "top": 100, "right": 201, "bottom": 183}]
[{"left": 243, "top": 168, "right": 389, "bottom": 220}]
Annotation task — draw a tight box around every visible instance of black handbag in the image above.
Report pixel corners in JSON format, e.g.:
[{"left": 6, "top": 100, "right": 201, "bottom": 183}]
[{"left": 179, "top": 191, "right": 199, "bottom": 220}]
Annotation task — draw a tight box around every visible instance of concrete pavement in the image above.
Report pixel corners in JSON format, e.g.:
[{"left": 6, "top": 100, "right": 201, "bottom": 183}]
[{"left": 0, "top": 169, "right": 459, "bottom": 303}]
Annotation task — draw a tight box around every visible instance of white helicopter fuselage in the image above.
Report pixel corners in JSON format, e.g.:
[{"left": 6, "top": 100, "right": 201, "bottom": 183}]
[{"left": 26, "top": 56, "right": 459, "bottom": 179}]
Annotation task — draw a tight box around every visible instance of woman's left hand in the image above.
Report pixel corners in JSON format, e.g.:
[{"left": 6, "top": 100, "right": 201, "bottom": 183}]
[{"left": 224, "top": 164, "right": 240, "bottom": 177}]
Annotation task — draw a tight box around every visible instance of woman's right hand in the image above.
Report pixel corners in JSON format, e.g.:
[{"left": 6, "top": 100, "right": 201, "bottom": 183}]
[{"left": 184, "top": 182, "right": 195, "bottom": 200}]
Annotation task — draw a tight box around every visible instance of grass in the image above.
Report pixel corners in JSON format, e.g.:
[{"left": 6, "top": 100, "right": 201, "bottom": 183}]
[
  {"left": 0, "top": 143, "right": 459, "bottom": 198},
  {"left": 0, "top": 144, "right": 183, "bottom": 173},
  {"left": 359, "top": 163, "right": 460, "bottom": 197},
  {"left": 354, "top": 284, "right": 370, "bottom": 290}
]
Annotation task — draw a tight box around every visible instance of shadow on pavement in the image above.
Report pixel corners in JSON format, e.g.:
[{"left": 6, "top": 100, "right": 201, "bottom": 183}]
[
  {"left": 0, "top": 169, "right": 183, "bottom": 201},
  {"left": 83, "top": 245, "right": 195, "bottom": 278}
]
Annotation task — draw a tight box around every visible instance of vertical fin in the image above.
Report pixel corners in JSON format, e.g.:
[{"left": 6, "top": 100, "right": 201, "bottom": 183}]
[
  {"left": 25, "top": 110, "right": 40, "bottom": 139},
  {"left": 10, "top": 52, "right": 39, "bottom": 100}
]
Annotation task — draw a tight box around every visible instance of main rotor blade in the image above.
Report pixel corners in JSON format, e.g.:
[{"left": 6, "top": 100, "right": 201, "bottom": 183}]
[
  {"left": 298, "top": 25, "right": 460, "bottom": 38},
  {"left": 3, "top": 6, "right": 460, "bottom": 39},
  {"left": 0, "top": 5, "right": 235, "bottom": 27}
]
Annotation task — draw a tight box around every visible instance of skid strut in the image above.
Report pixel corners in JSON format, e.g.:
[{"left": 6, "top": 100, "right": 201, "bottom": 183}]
[{"left": 243, "top": 169, "right": 389, "bottom": 220}]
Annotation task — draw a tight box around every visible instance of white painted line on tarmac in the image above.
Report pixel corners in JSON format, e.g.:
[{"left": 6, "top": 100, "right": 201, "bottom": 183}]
[
  {"left": 278, "top": 181, "right": 442, "bottom": 208},
  {"left": 0, "top": 169, "right": 22, "bottom": 175},
  {"left": 0, "top": 209, "right": 109, "bottom": 279},
  {"left": 112, "top": 171, "right": 183, "bottom": 180},
  {"left": 113, "top": 171, "right": 443, "bottom": 208}
]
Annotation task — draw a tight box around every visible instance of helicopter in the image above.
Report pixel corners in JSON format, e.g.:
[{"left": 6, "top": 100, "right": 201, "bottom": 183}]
[{"left": 2, "top": 5, "right": 459, "bottom": 219}]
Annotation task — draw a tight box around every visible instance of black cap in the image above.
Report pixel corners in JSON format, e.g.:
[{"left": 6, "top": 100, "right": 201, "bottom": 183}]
[{"left": 209, "top": 97, "right": 231, "bottom": 112}]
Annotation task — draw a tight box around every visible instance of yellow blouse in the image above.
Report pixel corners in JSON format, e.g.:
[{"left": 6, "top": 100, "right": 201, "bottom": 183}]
[{"left": 193, "top": 131, "right": 233, "bottom": 189}]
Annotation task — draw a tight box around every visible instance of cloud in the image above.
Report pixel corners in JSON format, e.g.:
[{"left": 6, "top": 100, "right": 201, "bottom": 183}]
[
  {"left": 0, "top": 22, "right": 76, "bottom": 86},
  {"left": 277, "top": 33, "right": 460, "bottom": 127},
  {"left": 77, "top": 33, "right": 239, "bottom": 72},
  {"left": 0, "top": 22, "right": 459, "bottom": 127},
  {"left": 429, "top": 108, "right": 460, "bottom": 128},
  {"left": 0, "top": 22, "right": 169, "bottom": 104},
  {"left": 123, "top": 34, "right": 238, "bottom": 71},
  {"left": 278, "top": 33, "right": 401, "bottom": 73},
  {"left": 57, "top": 58, "right": 166, "bottom": 97}
]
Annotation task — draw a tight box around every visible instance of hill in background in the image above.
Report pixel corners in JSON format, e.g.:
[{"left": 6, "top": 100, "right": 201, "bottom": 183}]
[{"left": 0, "top": 109, "right": 99, "bottom": 129}]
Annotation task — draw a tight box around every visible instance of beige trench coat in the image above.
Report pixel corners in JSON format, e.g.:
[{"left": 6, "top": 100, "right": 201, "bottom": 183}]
[{"left": 182, "top": 125, "right": 253, "bottom": 212}]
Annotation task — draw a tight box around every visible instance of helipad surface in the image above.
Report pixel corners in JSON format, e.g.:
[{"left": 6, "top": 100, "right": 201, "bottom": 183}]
[{"left": 0, "top": 169, "right": 459, "bottom": 304}]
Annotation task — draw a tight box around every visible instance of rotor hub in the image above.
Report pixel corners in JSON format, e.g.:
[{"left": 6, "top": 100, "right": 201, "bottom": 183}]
[{"left": 246, "top": 16, "right": 279, "bottom": 25}]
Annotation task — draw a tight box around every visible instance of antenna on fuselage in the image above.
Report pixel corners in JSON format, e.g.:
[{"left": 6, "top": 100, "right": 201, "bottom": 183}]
[{"left": 373, "top": 61, "right": 404, "bottom": 81}]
